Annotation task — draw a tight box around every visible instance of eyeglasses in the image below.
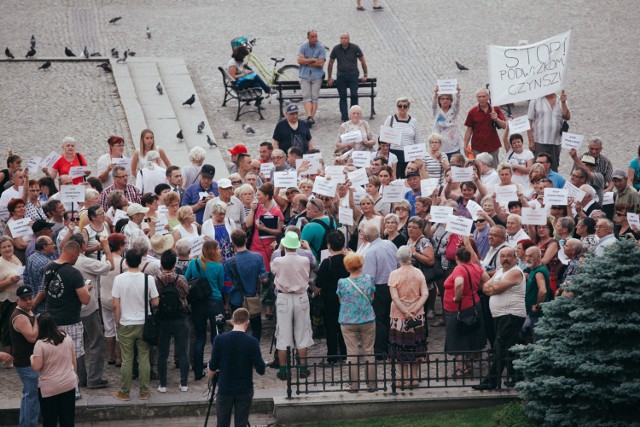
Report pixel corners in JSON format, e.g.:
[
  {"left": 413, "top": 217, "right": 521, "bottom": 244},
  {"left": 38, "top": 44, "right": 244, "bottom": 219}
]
[
  {"left": 397, "top": 104, "right": 409, "bottom": 109},
  {"left": 71, "top": 218, "right": 80, "bottom": 222},
  {"left": 570, "top": 173, "right": 585, "bottom": 179},
  {"left": 114, "top": 175, "right": 127, "bottom": 179},
  {"left": 231, "top": 180, "right": 243, "bottom": 185}
]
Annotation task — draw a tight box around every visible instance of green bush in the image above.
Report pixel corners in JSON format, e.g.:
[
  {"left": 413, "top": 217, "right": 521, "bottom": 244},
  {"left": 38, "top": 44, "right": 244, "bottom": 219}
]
[{"left": 492, "top": 401, "right": 535, "bottom": 427}]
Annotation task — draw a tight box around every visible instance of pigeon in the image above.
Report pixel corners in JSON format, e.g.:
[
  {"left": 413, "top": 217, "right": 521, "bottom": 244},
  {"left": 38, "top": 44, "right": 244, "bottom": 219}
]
[
  {"left": 182, "top": 94, "right": 195, "bottom": 107},
  {"left": 30, "top": 35, "right": 36, "bottom": 49},
  {"left": 65, "top": 47, "right": 76, "bottom": 57},
  {"left": 26, "top": 48, "right": 36, "bottom": 58},
  {"left": 39, "top": 60, "right": 51, "bottom": 70},
  {"left": 83, "top": 46, "right": 90, "bottom": 59},
  {"left": 176, "top": 130, "right": 183, "bottom": 141},
  {"left": 89, "top": 52, "right": 102, "bottom": 57},
  {"left": 197, "top": 121, "right": 205, "bottom": 133},
  {"left": 206, "top": 135, "right": 217, "bottom": 147},
  {"left": 109, "top": 16, "right": 122, "bottom": 24},
  {"left": 146, "top": 27, "right": 151, "bottom": 39},
  {"left": 116, "top": 50, "right": 128, "bottom": 63},
  {"left": 111, "top": 48, "right": 119, "bottom": 58},
  {"left": 242, "top": 124, "right": 255, "bottom": 134},
  {"left": 126, "top": 49, "right": 136, "bottom": 57},
  {"left": 455, "top": 61, "right": 469, "bottom": 71},
  {"left": 5, "top": 47, "right": 14, "bottom": 59},
  {"left": 97, "top": 62, "right": 112, "bottom": 73},
  {"left": 221, "top": 131, "right": 229, "bottom": 139},
  {"left": 156, "top": 82, "right": 163, "bottom": 95}
]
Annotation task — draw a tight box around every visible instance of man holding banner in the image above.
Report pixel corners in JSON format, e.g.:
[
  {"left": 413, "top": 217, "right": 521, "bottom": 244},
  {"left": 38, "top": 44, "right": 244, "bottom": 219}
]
[
  {"left": 527, "top": 91, "right": 571, "bottom": 171},
  {"left": 463, "top": 88, "right": 506, "bottom": 166}
]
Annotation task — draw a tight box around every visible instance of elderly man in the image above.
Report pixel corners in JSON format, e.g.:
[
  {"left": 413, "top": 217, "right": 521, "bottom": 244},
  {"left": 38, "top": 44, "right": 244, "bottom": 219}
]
[
  {"left": 122, "top": 203, "right": 154, "bottom": 249},
  {"left": 181, "top": 164, "right": 219, "bottom": 225},
  {"left": 463, "top": 88, "right": 506, "bottom": 166},
  {"left": 556, "top": 239, "right": 584, "bottom": 297},
  {"left": 523, "top": 246, "right": 551, "bottom": 343},
  {"left": 527, "top": 90, "right": 571, "bottom": 171},
  {"left": 505, "top": 214, "right": 530, "bottom": 248},
  {"left": 481, "top": 225, "right": 510, "bottom": 276},
  {"left": 24, "top": 236, "right": 57, "bottom": 314},
  {"left": 474, "top": 247, "right": 525, "bottom": 390},
  {"left": 611, "top": 169, "right": 639, "bottom": 212},
  {"left": 573, "top": 184, "right": 599, "bottom": 219},
  {"left": 272, "top": 104, "right": 314, "bottom": 154},
  {"left": 476, "top": 153, "right": 500, "bottom": 188},
  {"left": 269, "top": 149, "right": 294, "bottom": 182},
  {"left": 361, "top": 224, "right": 398, "bottom": 357},
  {"left": 271, "top": 232, "right": 314, "bottom": 380},
  {"left": 297, "top": 30, "right": 326, "bottom": 127},
  {"left": 569, "top": 137, "right": 613, "bottom": 189},
  {"left": 594, "top": 218, "right": 617, "bottom": 257},
  {"left": 535, "top": 152, "right": 565, "bottom": 189},
  {"left": 99, "top": 166, "right": 141, "bottom": 211},
  {"left": 203, "top": 178, "right": 246, "bottom": 230},
  {"left": 326, "top": 33, "right": 369, "bottom": 122},
  {"left": 288, "top": 194, "right": 309, "bottom": 227},
  {"left": 578, "top": 156, "right": 606, "bottom": 205}
]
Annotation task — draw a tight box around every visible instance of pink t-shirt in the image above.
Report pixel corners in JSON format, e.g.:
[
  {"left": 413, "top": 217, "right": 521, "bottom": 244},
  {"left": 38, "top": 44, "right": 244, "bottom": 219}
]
[{"left": 33, "top": 335, "right": 77, "bottom": 398}]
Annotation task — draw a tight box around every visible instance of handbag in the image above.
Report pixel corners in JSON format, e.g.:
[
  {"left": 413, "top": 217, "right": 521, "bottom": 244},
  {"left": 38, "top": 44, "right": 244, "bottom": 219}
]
[
  {"left": 455, "top": 266, "right": 480, "bottom": 335},
  {"left": 232, "top": 258, "right": 262, "bottom": 318},
  {"left": 423, "top": 231, "right": 446, "bottom": 282},
  {"left": 143, "top": 274, "right": 160, "bottom": 345}
]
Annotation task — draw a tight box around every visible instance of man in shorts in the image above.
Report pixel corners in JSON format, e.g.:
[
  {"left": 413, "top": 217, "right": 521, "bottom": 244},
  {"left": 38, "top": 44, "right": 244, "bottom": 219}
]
[{"left": 297, "top": 30, "right": 326, "bottom": 128}]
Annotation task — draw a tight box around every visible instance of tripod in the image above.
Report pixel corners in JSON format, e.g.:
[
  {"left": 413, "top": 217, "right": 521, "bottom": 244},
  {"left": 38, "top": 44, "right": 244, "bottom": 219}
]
[{"left": 204, "top": 374, "right": 218, "bottom": 427}]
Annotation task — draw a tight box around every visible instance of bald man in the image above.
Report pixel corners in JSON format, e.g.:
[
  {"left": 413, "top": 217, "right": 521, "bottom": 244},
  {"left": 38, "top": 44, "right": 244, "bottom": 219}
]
[{"left": 463, "top": 88, "right": 506, "bottom": 166}]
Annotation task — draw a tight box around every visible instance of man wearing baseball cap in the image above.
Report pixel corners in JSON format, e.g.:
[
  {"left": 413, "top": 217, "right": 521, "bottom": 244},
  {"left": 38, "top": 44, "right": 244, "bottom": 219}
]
[
  {"left": 10, "top": 285, "right": 40, "bottom": 426},
  {"left": 228, "top": 145, "right": 248, "bottom": 174},
  {"left": 181, "top": 164, "right": 219, "bottom": 225},
  {"left": 203, "top": 178, "right": 246, "bottom": 229},
  {"left": 122, "top": 203, "right": 152, "bottom": 250},
  {"left": 272, "top": 103, "right": 314, "bottom": 154},
  {"left": 611, "top": 169, "right": 639, "bottom": 212}
]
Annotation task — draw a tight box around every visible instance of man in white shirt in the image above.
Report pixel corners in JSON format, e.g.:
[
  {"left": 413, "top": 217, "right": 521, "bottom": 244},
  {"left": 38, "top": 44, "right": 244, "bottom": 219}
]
[
  {"left": 481, "top": 226, "right": 509, "bottom": 276},
  {"left": 203, "top": 178, "right": 246, "bottom": 230},
  {"left": 475, "top": 153, "right": 500, "bottom": 189},
  {"left": 594, "top": 218, "right": 617, "bottom": 257},
  {"left": 0, "top": 168, "right": 26, "bottom": 221},
  {"left": 505, "top": 214, "right": 530, "bottom": 249}
]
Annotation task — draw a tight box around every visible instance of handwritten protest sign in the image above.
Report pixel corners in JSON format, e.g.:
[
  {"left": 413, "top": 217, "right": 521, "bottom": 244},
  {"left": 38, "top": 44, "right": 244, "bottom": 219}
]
[
  {"left": 404, "top": 144, "right": 427, "bottom": 162},
  {"left": 508, "top": 115, "right": 531, "bottom": 135},
  {"left": 495, "top": 184, "right": 518, "bottom": 203},
  {"left": 325, "top": 166, "right": 346, "bottom": 183},
  {"left": 260, "top": 162, "right": 274, "bottom": 176},
  {"left": 521, "top": 207, "right": 547, "bottom": 225},
  {"left": 339, "top": 207, "right": 354, "bottom": 226},
  {"left": 602, "top": 192, "right": 614, "bottom": 205},
  {"left": 561, "top": 132, "right": 584, "bottom": 150},
  {"left": 382, "top": 184, "right": 404, "bottom": 203},
  {"left": 339, "top": 130, "right": 363, "bottom": 145},
  {"left": 451, "top": 166, "right": 474, "bottom": 183},
  {"left": 351, "top": 151, "right": 371, "bottom": 168},
  {"left": 445, "top": 215, "right": 473, "bottom": 236},
  {"left": 563, "top": 182, "right": 586, "bottom": 202},
  {"left": 189, "top": 235, "right": 205, "bottom": 257},
  {"left": 437, "top": 79, "right": 457, "bottom": 95},
  {"left": 60, "top": 185, "right": 85, "bottom": 203},
  {"left": 379, "top": 126, "right": 403, "bottom": 146},
  {"left": 274, "top": 171, "right": 297, "bottom": 188},
  {"left": 69, "top": 166, "right": 89, "bottom": 179},
  {"left": 312, "top": 176, "right": 337, "bottom": 197},
  {"left": 41, "top": 152, "right": 59, "bottom": 169},
  {"left": 544, "top": 188, "right": 568, "bottom": 205},
  {"left": 488, "top": 30, "right": 571, "bottom": 105},
  {"left": 348, "top": 168, "right": 368, "bottom": 187},
  {"left": 430, "top": 206, "right": 454, "bottom": 223},
  {"left": 8, "top": 218, "right": 32, "bottom": 239},
  {"left": 155, "top": 216, "right": 169, "bottom": 234}
]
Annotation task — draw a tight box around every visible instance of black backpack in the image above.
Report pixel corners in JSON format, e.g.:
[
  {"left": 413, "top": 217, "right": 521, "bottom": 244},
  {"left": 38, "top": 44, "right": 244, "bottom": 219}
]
[
  {"left": 157, "top": 279, "right": 182, "bottom": 319},
  {"left": 187, "top": 260, "right": 212, "bottom": 305},
  {"left": 310, "top": 216, "right": 337, "bottom": 255}
]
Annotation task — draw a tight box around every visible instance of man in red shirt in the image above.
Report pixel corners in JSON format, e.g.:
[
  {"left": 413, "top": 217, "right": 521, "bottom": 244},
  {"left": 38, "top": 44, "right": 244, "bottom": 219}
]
[{"left": 463, "top": 88, "right": 506, "bottom": 166}]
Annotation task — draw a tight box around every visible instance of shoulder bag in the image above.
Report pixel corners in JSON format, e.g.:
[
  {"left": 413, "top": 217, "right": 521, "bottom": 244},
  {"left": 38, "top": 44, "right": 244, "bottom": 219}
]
[
  {"left": 422, "top": 232, "right": 446, "bottom": 282},
  {"left": 231, "top": 258, "right": 262, "bottom": 318},
  {"left": 346, "top": 278, "right": 371, "bottom": 304},
  {"left": 142, "top": 274, "right": 160, "bottom": 345},
  {"left": 455, "top": 266, "right": 481, "bottom": 334}
]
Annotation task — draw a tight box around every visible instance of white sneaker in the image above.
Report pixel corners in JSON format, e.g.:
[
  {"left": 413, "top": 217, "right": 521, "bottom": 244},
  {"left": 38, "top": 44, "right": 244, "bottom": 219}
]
[
  {"left": 180, "top": 385, "right": 188, "bottom": 392},
  {"left": 157, "top": 386, "right": 167, "bottom": 393}
]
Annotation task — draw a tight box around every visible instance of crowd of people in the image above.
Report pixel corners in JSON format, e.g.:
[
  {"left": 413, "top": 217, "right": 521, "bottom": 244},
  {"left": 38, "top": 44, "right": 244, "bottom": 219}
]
[{"left": 1, "top": 38, "right": 640, "bottom": 423}]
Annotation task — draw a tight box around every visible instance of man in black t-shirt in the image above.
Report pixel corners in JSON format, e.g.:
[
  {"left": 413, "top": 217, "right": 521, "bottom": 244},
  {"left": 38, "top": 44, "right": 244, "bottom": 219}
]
[{"left": 272, "top": 104, "right": 314, "bottom": 154}]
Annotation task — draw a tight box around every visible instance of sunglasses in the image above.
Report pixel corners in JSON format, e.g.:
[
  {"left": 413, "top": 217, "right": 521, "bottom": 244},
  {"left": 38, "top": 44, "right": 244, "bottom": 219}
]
[
  {"left": 474, "top": 219, "right": 486, "bottom": 223},
  {"left": 397, "top": 104, "right": 409, "bottom": 109}
]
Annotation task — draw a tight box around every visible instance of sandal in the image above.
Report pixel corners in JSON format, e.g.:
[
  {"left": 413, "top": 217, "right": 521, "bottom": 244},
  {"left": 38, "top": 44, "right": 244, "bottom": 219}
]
[
  {"left": 356, "top": 6, "right": 366, "bottom": 11},
  {"left": 452, "top": 367, "right": 471, "bottom": 379}
]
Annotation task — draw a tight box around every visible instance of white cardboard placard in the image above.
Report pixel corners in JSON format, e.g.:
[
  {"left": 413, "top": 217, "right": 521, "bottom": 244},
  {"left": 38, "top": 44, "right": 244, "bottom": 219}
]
[
  {"left": 312, "top": 176, "right": 337, "bottom": 198},
  {"left": 339, "top": 207, "right": 354, "bottom": 226},
  {"left": 430, "top": 206, "right": 454, "bottom": 223},
  {"left": 466, "top": 200, "right": 482, "bottom": 221},
  {"left": 351, "top": 151, "right": 371, "bottom": 169},
  {"left": 379, "top": 126, "right": 403, "bottom": 146},
  {"left": 451, "top": 166, "right": 474, "bottom": 183},
  {"left": 437, "top": 79, "right": 457, "bottom": 95},
  {"left": 260, "top": 162, "right": 274, "bottom": 176},
  {"left": 602, "top": 192, "right": 614, "bottom": 205},
  {"left": 69, "top": 166, "right": 89, "bottom": 179},
  {"left": 348, "top": 168, "right": 368, "bottom": 187},
  {"left": 189, "top": 235, "right": 205, "bottom": 257},
  {"left": 296, "top": 158, "right": 321, "bottom": 175},
  {"left": 508, "top": 115, "right": 531, "bottom": 135},
  {"left": 563, "top": 181, "right": 586, "bottom": 203},
  {"left": 26, "top": 157, "right": 42, "bottom": 172},
  {"left": 381, "top": 184, "right": 404, "bottom": 203},
  {"left": 403, "top": 144, "right": 427, "bottom": 162},
  {"left": 41, "top": 152, "right": 59, "bottom": 169},
  {"left": 339, "top": 130, "right": 363, "bottom": 145},
  {"left": 155, "top": 216, "right": 169, "bottom": 235},
  {"left": 8, "top": 218, "right": 32, "bottom": 239},
  {"left": 544, "top": 188, "right": 568, "bottom": 206},
  {"left": 60, "top": 185, "right": 86, "bottom": 203},
  {"left": 495, "top": 185, "right": 518, "bottom": 203},
  {"left": 273, "top": 171, "right": 297, "bottom": 189},
  {"left": 324, "top": 166, "right": 346, "bottom": 183},
  {"left": 521, "top": 207, "right": 547, "bottom": 225},
  {"left": 561, "top": 132, "right": 584, "bottom": 150},
  {"left": 420, "top": 178, "right": 439, "bottom": 197},
  {"left": 445, "top": 215, "right": 473, "bottom": 236}
]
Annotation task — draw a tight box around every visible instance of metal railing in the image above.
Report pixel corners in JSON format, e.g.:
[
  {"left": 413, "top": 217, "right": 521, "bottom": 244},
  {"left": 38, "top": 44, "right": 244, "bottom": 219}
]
[{"left": 283, "top": 347, "right": 518, "bottom": 398}]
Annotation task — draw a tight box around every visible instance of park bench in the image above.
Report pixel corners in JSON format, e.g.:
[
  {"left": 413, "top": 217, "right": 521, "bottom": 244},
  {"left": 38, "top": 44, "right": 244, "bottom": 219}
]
[
  {"left": 274, "top": 78, "right": 377, "bottom": 119},
  {"left": 218, "top": 67, "right": 265, "bottom": 121}
]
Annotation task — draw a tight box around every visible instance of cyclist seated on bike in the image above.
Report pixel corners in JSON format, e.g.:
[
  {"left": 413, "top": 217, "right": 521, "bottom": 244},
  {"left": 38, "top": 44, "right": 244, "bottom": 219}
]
[{"left": 228, "top": 46, "right": 273, "bottom": 96}]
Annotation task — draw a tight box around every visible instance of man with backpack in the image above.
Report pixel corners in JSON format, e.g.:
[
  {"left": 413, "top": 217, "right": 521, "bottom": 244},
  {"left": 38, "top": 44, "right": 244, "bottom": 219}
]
[
  {"left": 301, "top": 198, "right": 337, "bottom": 262},
  {"left": 154, "top": 250, "right": 190, "bottom": 393}
]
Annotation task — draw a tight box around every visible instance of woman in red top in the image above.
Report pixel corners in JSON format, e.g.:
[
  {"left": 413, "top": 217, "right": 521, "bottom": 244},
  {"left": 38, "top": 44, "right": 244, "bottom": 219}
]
[
  {"left": 246, "top": 183, "right": 283, "bottom": 273},
  {"left": 443, "top": 244, "right": 489, "bottom": 377},
  {"left": 44, "top": 137, "right": 91, "bottom": 185}
]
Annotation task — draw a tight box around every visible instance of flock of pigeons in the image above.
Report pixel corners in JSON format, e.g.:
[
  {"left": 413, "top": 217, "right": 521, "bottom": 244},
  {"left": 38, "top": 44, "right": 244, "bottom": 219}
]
[{"left": 171, "top": 93, "right": 218, "bottom": 147}]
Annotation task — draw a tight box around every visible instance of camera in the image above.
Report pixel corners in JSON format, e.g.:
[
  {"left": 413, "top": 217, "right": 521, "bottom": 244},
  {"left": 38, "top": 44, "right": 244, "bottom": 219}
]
[{"left": 215, "top": 314, "right": 226, "bottom": 326}]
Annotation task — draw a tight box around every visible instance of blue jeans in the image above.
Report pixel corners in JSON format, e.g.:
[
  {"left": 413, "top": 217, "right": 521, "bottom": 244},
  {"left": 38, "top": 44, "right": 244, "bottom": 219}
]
[
  {"left": 216, "top": 392, "right": 254, "bottom": 427},
  {"left": 238, "top": 75, "right": 270, "bottom": 95},
  {"left": 192, "top": 299, "right": 224, "bottom": 377},
  {"left": 158, "top": 314, "right": 190, "bottom": 387},
  {"left": 15, "top": 366, "right": 40, "bottom": 427},
  {"left": 336, "top": 73, "right": 360, "bottom": 122}
]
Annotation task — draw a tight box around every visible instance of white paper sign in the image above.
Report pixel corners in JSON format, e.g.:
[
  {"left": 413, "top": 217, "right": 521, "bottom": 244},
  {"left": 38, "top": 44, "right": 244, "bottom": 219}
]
[
  {"left": 627, "top": 213, "right": 640, "bottom": 230},
  {"left": 451, "top": 166, "right": 474, "bottom": 183},
  {"left": 26, "top": 157, "right": 42, "bottom": 172},
  {"left": 312, "top": 176, "right": 337, "bottom": 198},
  {"left": 41, "top": 152, "right": 60, "bottom": 169},
  {"left": 563, "top": 182, "right": 586, "bottom": 203},
  {"left": 155, "top": 216, "right": 169, "bottom": 234},
  {"left": 324, "top": 166, "right": 346, "bottom": 184},
  {"left": 602, "top": 192, "right": 614, "bottom": 205},
  {"left": 430, "top": 206, "right": 454, "bottom": 223},
  {"left": 382, "top": 185, "right": 404, "bottom": 203},
  {"left": 112, "top": 158, "right": 130, "bottom": 167},
  {"left": 445, "top": 215, "right": 473, "bottom": 236},
  {"left": 157, "top": 205, "right": 168, "bottom": 216},
  {"left": 189, "top": 235, "right": 205, "bottom": 257},
  {"left": 274, "top": 171, "right": 297, "bottom": 189},
  {"left": 68, "top": 166, "right": 89, "bottom": 179},
  {"left": 60, "top": 185, "right": 86, "bottom": 203},
  {"left": 544, "top": 188, "right": 568, "bottom": 206},
  {"left": 508, "top": 115, "right": 531, "bottom": 135},
  {"left": 260, "top": 162, "right": 274, "bottom": 176},
  {"left": 466, "top": 200, "right": 482, "bottom": 221},
  {"left": 420, "top": 178, "right": 439, "bottom": 197},
  {"left": 521, "top": 207, "right": 547, "bottom": 225},
  {"left": 404, "top": 144, "right": 427, "bottom": 162},
  {"left": 348, "top": 168, "right": 368, "bottom": 187},
  {"left": 8, "top": 218, "right": 32, "bottom": 239},
  {"left": 114, "top": 209, "right": 128, "bottom": 223},
  {"left": 304, "top": 152, "right": 322, "bottom": 161},
  {"left": 320, "top": 249, "right": 331, "bottom": 263},
  {"left": 561, "top": 132, "right": 584, "bottom": 150},
  {"left": 437, "top": 79, "right": 457, "bottom": 95},
  {"left": 379, "top": 126, "right": 403, "bottom": 146},
  {"left": 16, "top": 266, "right": 25, "bottom": 276},
  {"left": 296, "top": 158, "right": 321, "bottom": 175},
  {"left": 351, "top": 151, "right": 371, "bottom": 169},
  {"left": 488, "top": 30, "right": 572, "bottom": 105},
  {"left": 495, "top": 184, "right": 518, "bottom": 203},
  {"left": 339, "top": 207, "right": 354, "bottom": 226},
  {"left": 340, "top": 130, "right": 363, "bottom": 145}
]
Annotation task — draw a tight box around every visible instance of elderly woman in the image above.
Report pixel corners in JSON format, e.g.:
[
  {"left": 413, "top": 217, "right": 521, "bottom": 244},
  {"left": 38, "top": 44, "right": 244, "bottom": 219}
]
[
  {"left": 44, "top": 137, "right": 91, "bottom": 184},
  {"left": 424, "top": 133, "right": 450, "bottom": 184},
  {"left": 0, "top": 236, "right": 22, "bottom": 354},
  {"left": 100, "top": 233, "right": 126, "bottom": 366},
  {"left": 97, "top": 135, "right": 129, "bottom": 188},
  {"left": 182, "top": 146, "right": 206, "bottom": 188},
  {"left": 383, "top": 97, "right": 422, "bottom": 179},
  {"left": 529, "top": 218, "right": 563, "bottom": 293},
  {"left": 432, "top": 85, "right": 462, "bottom": 158},
  {"left": 81, "top": 204, "right": 110, "bottom": 259},
  {"left": 298, "top": 179, "right": 314, "bottom": 198},
  {"left": 130, "top": 129, "right": 170, "bottom": 175},
  {"left": 382, "top": 213, "right": 407, "bottom": 248},
  {"left": 25, "top": 179, "right": 46, "bottom": 222},
  {"left": 336, "top": 252, "right": 376, "bottom": 392},
  {"left": 575, "top": 217, "right": 599, "bottom": 253},
  {"left": 443, "top": 246, "right": 487, "bottom": 377},
  {"left": 504, "top": 133, "right": 534, "bottom": 189},
  {"left": 336, "top": 105, "right": 376, "bottom": 152},
  {"left": 389, "top": 245, "right": 429, "bottom": 389},
  {"left": 163, "top": 191, "right": 181, "bottom": 233},
  {"left": 173, "top": 206, "right": 201, "bottom": 243},
  {"left": 393, "top": 200, "right": 411, "bottom": 239},
  {"left": 202, "top": 201, "right": 236, "bottom": 292},
  {"left": 5, "top": 199, "right": 33, "bottom": 264},
  {"left": 247, "top": 183, "right": 283, "bottom": 273},
  {"left": 235, "top": 184, "right": 255, "bottom": 217},
  {"left": 136, "top": 151, "right": 167, "bottom": 195}
]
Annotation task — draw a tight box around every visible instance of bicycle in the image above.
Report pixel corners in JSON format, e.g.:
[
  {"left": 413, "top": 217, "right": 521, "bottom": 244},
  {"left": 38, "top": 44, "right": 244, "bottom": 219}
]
[{"left": 231, "top": 36, "right": 299, "bottom": 89}]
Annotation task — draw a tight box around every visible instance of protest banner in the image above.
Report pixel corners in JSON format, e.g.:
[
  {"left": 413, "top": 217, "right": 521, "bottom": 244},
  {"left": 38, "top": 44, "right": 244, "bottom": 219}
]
[
  {"left": 339, "top": 130, "right": 363, "bottom": 145},
  {"left": 296, "top": 158, "right": 322, "bottom": 175},
  {"left": 112, "top": 158, "right": 130, "bottom": 168},
  {"left": 8, "top": 218, "right": 32, "bottom": 239},
  {"left": 437, "top": 79, "right": 457, "bottom": 95},
  {"left": 544, "top": 188, "right": 568, "bottom": 205},
  {"left": 421, "top": 178, "right": 439, "bottom": 197},
  {"left": 274, "top": 171, "right": 297, "bottom": 188},
  {"left": 69, "top": 166, "right": 89, "bottom": 179},
  {"left": 495, "top": 185, "right": 518, "bottom": 203},
  {"left": 155, "top": 216, "right": 169, "bottom": 235},
  {"left": 466, "top": 200, "right": 482, "bottom": 220},
  {"left": 348, "top": 168, "right": 368, "bottom": 187},
  {"left": 190, "top": 235, "right": 205, "bottom": 257},
  {"left": 260, "top": 162, "right": 274, "bottom": 176},
  {"left": 488, "top": 30, "right": 571, "bottom": 105},
  {"left": 26, "top": 157, "right": 42, "bottom": 173},
  {"left": 339, "top": 207, "right": 354, "bottom": 226},
  {"left": 351, "top": 151, "right": 371, "bottom": 168},
  {"left": 627, "top": 213, "right": 640, "bottom": 230},
  {"left": 41, "top": 152, "right": 59, "bottom": 169},
  {"left": 382, "top": 184, "right": 404, "bottom": 203},
  {"left": 325, "top": 166, "right": 346, "bottom": 183},
  {"left": 602, "top": 192, "right": 614, "bottom": 205},
  {"left": 563, "top": 181, "right": 586, "bottom": 202}
]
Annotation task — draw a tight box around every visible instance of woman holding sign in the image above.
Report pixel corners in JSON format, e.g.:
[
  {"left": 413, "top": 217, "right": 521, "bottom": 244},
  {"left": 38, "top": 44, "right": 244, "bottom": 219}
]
[
  {"left": 44, "top": 137, "right": 91, "bottom": 185},
  {"left": 0, "top": 236, "right": 23, "bottom": 354},
  {"left": 382, "top": 97, "right": 422, "bottom": 179},
  {"left": 4, "top": 199, "right": 33, "bottom": 264},
  {"left": 82, "top": 205, "right": 110, "bottom": 259},
  {"left": 247, "top": 183, "right": 283, "bottom": 273},
  {"left": 97, "top": 136, "right": 128, "bottom": 188},
  {"left": 336, "top": 105, "right": 376, "bottom": 152},
  {"left": 432, "top": 85, "right": 462, "bottom": 159}
]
